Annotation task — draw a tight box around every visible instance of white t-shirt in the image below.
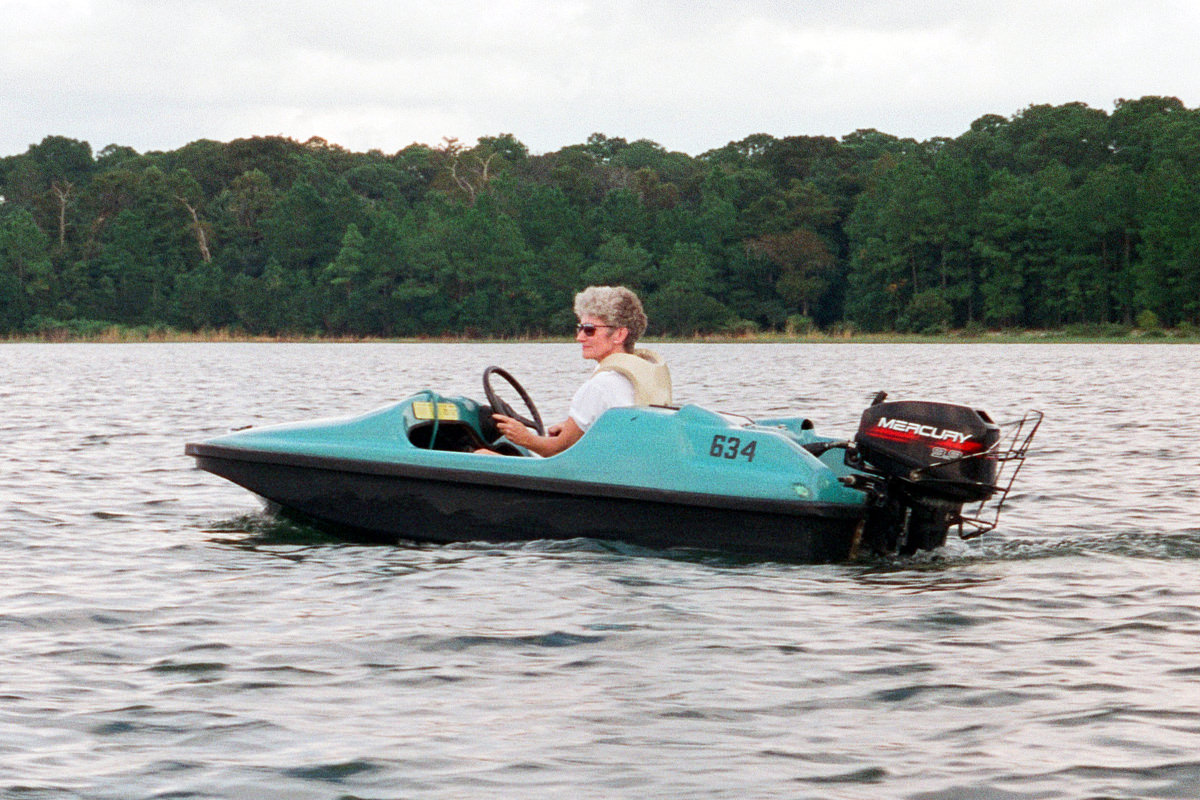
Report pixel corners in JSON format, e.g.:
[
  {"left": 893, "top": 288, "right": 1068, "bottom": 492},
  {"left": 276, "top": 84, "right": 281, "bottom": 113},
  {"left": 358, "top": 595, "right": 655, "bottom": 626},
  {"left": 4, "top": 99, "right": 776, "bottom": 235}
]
[{"left": 568, "top": 371, "right": 635, "bottom": 431}]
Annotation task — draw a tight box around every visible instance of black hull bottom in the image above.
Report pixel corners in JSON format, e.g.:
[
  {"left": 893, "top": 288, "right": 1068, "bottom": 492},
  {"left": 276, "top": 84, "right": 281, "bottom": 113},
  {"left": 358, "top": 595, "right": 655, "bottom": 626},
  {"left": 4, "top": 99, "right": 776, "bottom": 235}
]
[{"left": 192, "top": 454, "right": 867, "bottom": 563}]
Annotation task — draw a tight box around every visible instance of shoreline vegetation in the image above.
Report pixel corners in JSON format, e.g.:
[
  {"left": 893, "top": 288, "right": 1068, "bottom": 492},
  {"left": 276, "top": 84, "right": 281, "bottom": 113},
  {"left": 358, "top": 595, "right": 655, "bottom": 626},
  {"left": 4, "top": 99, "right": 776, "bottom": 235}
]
[
  {"left": 6, "top": 322, "right": 1198, "bottom": 345},
  {"left": 5, "top": 97, "right": 1200, "bottom": 341}
]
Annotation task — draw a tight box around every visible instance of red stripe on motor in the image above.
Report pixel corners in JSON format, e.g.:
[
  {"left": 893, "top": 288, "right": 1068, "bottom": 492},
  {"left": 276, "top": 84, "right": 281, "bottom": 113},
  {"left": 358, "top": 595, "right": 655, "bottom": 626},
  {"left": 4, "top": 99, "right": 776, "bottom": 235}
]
[{"left": 864, "top": 429, "right": 984, "bottom": 453}]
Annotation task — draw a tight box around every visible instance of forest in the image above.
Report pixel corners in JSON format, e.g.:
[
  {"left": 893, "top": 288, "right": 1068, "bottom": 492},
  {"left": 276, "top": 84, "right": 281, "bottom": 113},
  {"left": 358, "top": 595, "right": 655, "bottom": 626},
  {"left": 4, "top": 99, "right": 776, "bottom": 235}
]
[{"left": 1, "top": 95, "right": 1198, "bottom": 339}]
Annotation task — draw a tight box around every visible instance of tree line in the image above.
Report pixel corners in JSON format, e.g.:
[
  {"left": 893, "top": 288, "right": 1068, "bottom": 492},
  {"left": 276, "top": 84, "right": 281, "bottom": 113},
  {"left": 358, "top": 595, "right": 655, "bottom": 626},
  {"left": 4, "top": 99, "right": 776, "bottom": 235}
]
[{"left": 1, "top": 95, "right": 1198, "bottom": 338}]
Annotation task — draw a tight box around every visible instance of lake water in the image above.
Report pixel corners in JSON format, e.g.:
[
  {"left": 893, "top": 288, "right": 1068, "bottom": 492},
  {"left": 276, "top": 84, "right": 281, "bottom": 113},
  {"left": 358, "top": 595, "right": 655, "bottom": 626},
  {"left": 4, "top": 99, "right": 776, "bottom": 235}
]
[{"left": 3, "top": 341, "right": 1199, "bottom": 799}]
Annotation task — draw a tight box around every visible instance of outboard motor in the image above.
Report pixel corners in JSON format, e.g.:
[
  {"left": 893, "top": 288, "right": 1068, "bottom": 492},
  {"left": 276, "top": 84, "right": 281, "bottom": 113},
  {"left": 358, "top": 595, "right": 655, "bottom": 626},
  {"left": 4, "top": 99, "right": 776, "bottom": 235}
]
[
  {"left": 844, "top": 395, "right": 1039, "bottom": 555},
  {"left": 855, "top": 400, "right": 1000, "bottom": 502}
]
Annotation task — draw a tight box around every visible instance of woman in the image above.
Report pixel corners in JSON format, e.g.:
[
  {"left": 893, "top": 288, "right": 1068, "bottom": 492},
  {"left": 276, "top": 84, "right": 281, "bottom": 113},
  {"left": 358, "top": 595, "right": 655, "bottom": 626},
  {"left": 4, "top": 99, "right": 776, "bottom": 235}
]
[{"left": 491, "top": 285, "right": 671, "bottom": 457}]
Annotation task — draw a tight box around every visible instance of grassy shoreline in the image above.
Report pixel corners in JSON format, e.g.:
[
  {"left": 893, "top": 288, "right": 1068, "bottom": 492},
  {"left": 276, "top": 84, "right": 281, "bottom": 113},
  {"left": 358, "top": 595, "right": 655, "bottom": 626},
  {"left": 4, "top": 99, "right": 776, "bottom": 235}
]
[{"left": 4, "top": 325, "right": 1199, "bottom": 345}]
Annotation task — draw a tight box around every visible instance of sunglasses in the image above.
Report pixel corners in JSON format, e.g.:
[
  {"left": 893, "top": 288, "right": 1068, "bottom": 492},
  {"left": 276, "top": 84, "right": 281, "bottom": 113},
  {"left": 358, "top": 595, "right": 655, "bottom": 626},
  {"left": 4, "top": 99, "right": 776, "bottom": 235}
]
[{"left": 576, "top": 323, "right": 617, "bottom": 336}]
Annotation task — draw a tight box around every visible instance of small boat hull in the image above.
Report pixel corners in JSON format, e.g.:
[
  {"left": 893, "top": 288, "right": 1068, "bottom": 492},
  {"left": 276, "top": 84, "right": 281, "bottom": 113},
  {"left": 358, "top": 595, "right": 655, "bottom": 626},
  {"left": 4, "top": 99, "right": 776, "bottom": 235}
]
[
  {"left": 189, "top": 443, "right": 866, "bottom": 562},
  {"left": 187, "top": 389, "right": 1038, "bottom": 562}
]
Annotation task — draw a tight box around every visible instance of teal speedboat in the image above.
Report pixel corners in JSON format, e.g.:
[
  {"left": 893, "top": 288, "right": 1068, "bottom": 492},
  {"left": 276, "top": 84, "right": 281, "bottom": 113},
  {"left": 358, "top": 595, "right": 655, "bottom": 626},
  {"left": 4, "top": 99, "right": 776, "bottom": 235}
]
[{"left": 186, "top": 368, "right": 1040, "bottom": 562}]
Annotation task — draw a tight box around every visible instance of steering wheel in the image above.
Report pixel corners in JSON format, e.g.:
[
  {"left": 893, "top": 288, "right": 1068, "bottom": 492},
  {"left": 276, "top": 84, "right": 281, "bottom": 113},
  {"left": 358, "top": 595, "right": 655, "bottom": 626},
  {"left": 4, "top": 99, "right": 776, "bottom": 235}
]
[{"left": 483, "top": 366, "right": 545, "bottom": 436}]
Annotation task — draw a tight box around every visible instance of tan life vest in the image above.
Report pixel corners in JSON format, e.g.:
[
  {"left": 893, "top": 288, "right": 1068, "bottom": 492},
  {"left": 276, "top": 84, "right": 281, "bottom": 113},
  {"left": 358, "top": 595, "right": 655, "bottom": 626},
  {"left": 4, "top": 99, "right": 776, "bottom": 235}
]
[{"left": 595, "top": 349, "right": 673, "bottom": 406}]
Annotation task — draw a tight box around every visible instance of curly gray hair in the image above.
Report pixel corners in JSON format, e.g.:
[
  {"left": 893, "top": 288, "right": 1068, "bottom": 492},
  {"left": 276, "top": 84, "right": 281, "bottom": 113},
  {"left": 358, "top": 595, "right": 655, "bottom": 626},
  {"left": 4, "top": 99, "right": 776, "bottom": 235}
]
[{"left": 574, "top": 285, "right": 647, "bottom": 348}]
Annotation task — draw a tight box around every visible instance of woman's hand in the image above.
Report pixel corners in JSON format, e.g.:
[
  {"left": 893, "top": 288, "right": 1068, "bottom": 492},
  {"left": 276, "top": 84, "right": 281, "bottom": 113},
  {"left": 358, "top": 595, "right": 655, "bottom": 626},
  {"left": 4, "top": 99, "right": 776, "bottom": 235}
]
[{"left": 492, "top": 413, "right": 535, "bottom": 449}]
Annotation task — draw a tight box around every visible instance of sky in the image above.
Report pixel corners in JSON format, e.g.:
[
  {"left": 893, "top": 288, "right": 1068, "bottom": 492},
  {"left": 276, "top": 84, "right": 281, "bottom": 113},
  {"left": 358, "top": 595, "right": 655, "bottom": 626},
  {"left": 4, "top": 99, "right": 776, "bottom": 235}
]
[{"left": 4, "top": 0, "right": 1199, "bottom": 158}]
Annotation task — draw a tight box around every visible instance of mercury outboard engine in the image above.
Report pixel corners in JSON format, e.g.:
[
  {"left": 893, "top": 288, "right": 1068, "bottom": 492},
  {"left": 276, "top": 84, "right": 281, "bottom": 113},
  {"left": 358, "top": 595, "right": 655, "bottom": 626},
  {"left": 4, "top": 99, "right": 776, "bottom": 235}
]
[{"left": 843, "top": 393, "right": 1039, "bottom": 555}]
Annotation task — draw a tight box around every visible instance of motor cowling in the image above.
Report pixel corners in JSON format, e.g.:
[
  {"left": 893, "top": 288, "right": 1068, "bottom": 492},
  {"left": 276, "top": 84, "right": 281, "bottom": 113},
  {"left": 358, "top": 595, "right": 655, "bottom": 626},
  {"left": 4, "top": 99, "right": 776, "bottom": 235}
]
[{"left": 854, "top": 400, "right": 1000, "bottom": 502}]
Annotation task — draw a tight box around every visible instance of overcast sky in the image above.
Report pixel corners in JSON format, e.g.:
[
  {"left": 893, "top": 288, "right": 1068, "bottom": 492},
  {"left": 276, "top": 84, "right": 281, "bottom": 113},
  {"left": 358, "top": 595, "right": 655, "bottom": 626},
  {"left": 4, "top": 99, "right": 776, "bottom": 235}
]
[{"left": 4, "top": 0, "right": 1199, "bottom": 158}]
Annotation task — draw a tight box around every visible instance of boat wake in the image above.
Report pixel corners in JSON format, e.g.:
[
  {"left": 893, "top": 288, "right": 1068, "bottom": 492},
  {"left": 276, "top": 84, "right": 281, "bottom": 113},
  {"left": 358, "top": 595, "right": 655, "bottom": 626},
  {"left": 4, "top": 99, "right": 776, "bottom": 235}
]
[{"left": 979, "top": 529, "right": 1200, "bottom": 562}]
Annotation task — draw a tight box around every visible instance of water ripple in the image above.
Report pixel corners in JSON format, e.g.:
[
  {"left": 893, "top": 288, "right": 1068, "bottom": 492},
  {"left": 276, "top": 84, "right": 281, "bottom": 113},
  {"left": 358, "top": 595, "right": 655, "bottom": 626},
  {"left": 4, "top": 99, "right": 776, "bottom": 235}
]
[{"left": 1, "top": 342, "right": 1200, "bottom": 799}]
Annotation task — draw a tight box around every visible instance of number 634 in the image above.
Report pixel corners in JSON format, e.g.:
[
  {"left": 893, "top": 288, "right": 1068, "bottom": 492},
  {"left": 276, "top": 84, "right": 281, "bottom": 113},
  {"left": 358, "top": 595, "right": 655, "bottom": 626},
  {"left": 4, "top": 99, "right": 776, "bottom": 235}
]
[{"left": 709, "top": 434, "right": 757, "bottom": 462}]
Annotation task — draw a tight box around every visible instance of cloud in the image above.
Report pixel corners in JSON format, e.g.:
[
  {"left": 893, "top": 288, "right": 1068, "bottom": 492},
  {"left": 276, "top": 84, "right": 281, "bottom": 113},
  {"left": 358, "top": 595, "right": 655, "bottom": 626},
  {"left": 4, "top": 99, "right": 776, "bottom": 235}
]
[{"left": 3, "top": 0, "right": 1199, "bottom": 157}]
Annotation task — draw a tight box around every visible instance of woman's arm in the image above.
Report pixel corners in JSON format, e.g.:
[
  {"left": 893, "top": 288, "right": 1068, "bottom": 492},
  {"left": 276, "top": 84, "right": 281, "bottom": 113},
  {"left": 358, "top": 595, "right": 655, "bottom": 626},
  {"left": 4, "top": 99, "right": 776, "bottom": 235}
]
[{"left": 492, "top": 414, "right": 584, "bottom": 457}]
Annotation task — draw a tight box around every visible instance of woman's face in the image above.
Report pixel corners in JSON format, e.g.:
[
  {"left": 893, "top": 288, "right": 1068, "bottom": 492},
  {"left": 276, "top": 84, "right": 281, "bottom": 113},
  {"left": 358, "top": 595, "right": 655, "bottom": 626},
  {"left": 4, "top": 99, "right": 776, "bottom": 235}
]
[{"left": 577, "top": 314, "right": 627, "bottom": 362}]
